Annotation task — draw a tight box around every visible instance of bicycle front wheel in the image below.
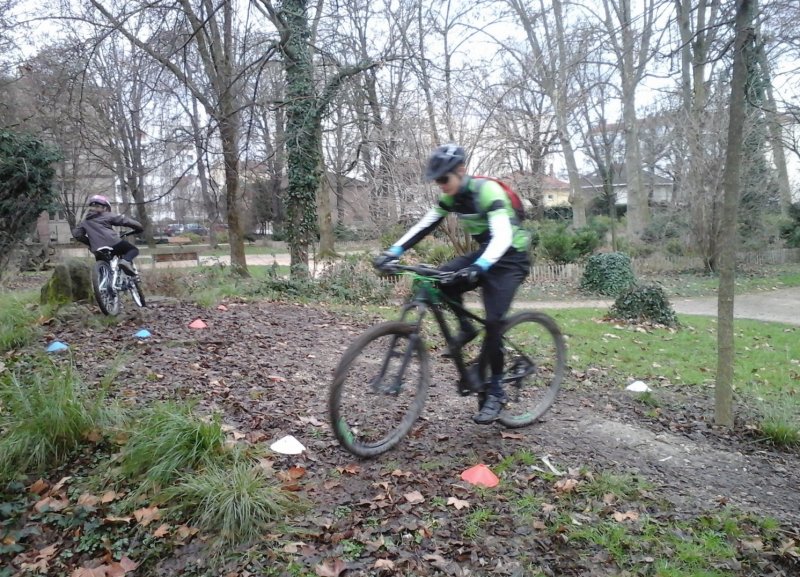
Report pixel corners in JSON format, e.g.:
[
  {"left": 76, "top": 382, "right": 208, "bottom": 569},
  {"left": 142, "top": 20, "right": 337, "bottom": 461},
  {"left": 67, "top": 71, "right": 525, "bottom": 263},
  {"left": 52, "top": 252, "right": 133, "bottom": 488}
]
[
  {"left": 129, "top": 277, "right": 146, "bottom": 308},
  {"left": 92, "top": 261, "right": 119, "bottom": 316},
  {"left": 498, "top": 311, "right": 565, "bottom": 428},
  {"left": 329, "top": 321, "right": 430, "bottom": 457}
]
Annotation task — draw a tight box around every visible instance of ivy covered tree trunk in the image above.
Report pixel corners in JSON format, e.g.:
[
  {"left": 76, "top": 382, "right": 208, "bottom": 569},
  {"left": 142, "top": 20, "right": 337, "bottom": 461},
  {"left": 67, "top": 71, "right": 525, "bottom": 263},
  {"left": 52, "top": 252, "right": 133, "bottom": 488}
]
[{"left": 282, "top": 0, "right": 320, "bottom": 276}]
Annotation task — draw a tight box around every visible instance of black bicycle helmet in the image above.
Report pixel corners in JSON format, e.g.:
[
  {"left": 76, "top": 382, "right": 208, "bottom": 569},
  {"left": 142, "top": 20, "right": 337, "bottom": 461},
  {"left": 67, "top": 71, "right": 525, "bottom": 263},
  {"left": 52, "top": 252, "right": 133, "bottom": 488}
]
[{"left": 424, "top": 144, "right": 467, "bottom": 181}]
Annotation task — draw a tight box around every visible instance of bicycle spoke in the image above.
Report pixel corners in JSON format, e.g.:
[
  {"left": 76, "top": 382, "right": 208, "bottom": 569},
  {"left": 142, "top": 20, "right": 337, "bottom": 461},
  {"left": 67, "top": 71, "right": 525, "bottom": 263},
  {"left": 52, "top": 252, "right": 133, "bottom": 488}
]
[{"left": 330, "top": 323, "right": 429, "bottom": 457}]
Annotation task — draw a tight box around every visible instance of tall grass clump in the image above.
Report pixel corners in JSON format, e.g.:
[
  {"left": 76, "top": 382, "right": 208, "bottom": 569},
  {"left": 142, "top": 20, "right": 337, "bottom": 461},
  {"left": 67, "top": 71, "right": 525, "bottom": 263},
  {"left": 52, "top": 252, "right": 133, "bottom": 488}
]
[
  {"left": 0, "top": 291, "right": 39, "bottom": 352},
  {"left": 0, "top": 359, "right": 118, "bottom": 479},
  {"left": 758, "top": 407, "right": 800, "bottom": 448},
  {"left": 119, "top": 402, "right": 225, "bottom": 493},
  {"left": 168, "top": 458, "right": 304, "bottom": 545}
]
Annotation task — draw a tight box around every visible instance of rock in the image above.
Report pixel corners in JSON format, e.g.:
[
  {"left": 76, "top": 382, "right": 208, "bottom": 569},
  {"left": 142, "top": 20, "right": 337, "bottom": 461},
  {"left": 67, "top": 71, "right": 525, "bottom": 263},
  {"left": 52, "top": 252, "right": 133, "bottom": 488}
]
[{"left": 40, "top": 258, "right": 93, "bottom": 306}]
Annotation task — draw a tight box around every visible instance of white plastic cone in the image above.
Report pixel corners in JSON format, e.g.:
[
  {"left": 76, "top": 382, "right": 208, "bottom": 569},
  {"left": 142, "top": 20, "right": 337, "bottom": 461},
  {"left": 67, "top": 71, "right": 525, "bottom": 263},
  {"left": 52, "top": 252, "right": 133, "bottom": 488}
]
[{"left": 270, "top": 435, "right": 306, "bottom": 455}]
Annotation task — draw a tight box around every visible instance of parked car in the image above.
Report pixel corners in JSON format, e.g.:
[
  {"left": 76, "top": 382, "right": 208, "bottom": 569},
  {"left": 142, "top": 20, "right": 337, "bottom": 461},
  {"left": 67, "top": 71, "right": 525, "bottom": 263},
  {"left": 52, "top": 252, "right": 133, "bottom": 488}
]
[
  {"left": 184, "top": 223, "right": 209, "bottom": 236},
  {"left": 164, "top": 224, "right": 184, "bottom": 236}
]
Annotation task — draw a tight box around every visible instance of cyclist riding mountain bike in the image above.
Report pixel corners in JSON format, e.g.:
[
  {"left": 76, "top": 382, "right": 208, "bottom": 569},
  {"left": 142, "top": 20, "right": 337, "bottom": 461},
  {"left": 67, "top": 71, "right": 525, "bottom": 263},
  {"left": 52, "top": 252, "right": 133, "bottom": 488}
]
[
  {"left": 72, "top": 195, "right": 144, "bottom": 275},
  {"left": 374, "top": 144, "right": 531, "bottom": 425}
]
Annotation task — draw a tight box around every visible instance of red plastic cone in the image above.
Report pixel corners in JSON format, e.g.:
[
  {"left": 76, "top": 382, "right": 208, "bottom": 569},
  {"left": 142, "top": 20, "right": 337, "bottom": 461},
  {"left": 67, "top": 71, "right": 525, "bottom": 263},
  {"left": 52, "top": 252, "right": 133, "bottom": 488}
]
[
  {"left": 460, "top": 464, "right": 499, "bottom": 488},
  {"left": 188, "top": 319, "right": 208, "bottom": 329}
]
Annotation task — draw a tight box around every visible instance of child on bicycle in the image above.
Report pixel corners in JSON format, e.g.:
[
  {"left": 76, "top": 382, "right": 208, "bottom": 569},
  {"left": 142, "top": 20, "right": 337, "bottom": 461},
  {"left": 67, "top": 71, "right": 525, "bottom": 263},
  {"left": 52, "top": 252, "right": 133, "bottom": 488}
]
[
  {"left": 72, "top": 195, "right": 144, "bottom": 275},
  {"left": 374, "top": 144, "right": 531, "bottom": 424}
]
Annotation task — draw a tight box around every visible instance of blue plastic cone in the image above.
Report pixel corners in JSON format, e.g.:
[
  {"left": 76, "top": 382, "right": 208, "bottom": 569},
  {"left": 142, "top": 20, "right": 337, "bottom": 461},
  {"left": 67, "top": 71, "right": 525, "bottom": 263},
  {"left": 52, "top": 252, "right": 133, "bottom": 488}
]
[
  {"left": 134, "top": 329, "right": 152, "bottom": 339},
  {"left": 46, "top": 341, "right": 69, "bottom": 353}
]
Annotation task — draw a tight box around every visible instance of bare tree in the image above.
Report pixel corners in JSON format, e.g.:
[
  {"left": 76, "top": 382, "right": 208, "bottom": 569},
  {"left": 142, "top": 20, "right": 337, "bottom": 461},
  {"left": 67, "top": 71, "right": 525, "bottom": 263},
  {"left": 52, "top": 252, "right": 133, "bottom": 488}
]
[
  {"left": 504, "top": 0, "right": 589, "bottom": 227},
  {"left": 86, "top": 0, "right": 275, "bottom": 276},
  {"left": 597, "top": 0, "right": 664, "bottom": 241},
  {"left": 716, "top": 0, "right": 755, "bottom": 427}
]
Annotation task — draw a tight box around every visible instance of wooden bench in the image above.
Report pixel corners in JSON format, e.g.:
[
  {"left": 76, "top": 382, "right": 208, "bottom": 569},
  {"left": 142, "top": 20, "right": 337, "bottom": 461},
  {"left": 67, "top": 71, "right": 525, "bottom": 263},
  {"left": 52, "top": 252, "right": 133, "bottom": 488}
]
[{"left": 152, "top": 250, "right": 199, "bottom": 264}]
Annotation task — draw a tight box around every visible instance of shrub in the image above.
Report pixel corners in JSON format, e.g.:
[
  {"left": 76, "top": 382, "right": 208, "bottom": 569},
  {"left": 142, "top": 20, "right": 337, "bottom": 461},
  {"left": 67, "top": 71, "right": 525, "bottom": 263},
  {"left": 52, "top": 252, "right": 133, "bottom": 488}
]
[
  {"left": 119, "top": 402, "right": 225, "bottom": 493},
  {"left": 608, "top": 283, "right": 678, "bottom": 327},
  {"left": 538, "top": 223, "right": 599, "bottom": 264},
  {"left": 412, "top": 240, "right": 455, "bottom": 266},
  {"left": 779, "top": 202, "right": 800, "bottom": 248},
  {"left": 580, "top": 252, "right": 636, "bottom": 296},
  {"left": 318, "top": 254, "right": 393, "bottom": 304},
  {"left": 168, "top": 458, "right": 303, "bottom": 545},
  {"left": 379, "top": 223, "right": 408, "bottom": 249},
  {"left": 183, "top": 232, "right": 203, "bottom": 244},
  {"left": 0, "top": 359, "right": 120, "bottom": 480}
]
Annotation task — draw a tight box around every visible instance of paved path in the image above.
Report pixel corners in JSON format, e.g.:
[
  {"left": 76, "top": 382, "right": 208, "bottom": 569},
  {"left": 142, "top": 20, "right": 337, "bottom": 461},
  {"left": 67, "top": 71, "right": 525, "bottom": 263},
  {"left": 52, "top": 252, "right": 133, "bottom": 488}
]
[{"left": 510, "top": 287, "right": 800, "bottom": 326}]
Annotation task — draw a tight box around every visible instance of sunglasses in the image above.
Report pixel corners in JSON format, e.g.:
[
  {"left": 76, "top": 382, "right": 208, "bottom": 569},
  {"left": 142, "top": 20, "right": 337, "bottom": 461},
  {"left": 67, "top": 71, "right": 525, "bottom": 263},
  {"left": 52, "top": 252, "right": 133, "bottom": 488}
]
[{"left": 434, "top": 174, "right": 450, "bottom": 185}]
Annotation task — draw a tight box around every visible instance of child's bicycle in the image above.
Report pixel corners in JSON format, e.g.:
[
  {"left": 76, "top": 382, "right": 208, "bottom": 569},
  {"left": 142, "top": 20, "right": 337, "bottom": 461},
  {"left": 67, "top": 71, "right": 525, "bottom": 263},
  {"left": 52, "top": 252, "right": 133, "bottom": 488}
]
[
  {"left": 91, "top": 232, "right": 146, "bottom": 316},
  {"left": 329, "top": 263, "right": 566, "bottom": 457}
]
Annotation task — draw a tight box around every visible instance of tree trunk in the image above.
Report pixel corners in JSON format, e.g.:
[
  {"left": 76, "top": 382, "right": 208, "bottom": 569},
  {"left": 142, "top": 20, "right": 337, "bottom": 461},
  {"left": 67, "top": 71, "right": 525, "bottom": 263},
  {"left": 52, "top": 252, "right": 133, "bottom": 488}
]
[
  {"left": 317, "top": 124, "right": 336, "bottom": 259},
  {"left": 716, "top": 0, "right": 753, "bottom": 427},
  {"left": 219, "top": 111, "right": 249, "bottom": 277}
]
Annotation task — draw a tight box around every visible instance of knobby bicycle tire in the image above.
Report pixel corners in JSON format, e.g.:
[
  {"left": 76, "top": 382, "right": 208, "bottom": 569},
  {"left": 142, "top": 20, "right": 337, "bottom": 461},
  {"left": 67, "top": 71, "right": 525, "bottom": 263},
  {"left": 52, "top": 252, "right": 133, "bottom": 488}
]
[
  {"left": 329, "top": 321, "right": 430, "bottom": 457},
  {"left": 129, "top": 277, "right": 146, "bottom": 308},
  {"left": 92, "top": 261, "right": 119, "bottom": 316},
  {"left": 497, "top": 311, "right": 565, "bottom": 428}
]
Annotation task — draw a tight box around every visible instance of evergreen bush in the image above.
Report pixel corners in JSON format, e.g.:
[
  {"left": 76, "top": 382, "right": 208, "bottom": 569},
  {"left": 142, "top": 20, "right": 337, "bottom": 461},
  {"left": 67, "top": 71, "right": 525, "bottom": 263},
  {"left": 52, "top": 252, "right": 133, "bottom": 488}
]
[
  {"left": 608, "top": 283, "right": 678, "bottom": 327},
  {"left": 580, "top": 252, "right": 636, "bottom": 296}
]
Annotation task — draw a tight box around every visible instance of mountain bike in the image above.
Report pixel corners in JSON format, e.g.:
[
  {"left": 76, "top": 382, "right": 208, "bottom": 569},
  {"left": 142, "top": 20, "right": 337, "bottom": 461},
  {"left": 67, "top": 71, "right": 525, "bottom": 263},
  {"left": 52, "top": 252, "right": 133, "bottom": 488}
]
[
  {"left": 329, "top": 263, "right": 566, "bottom": 457},
  {"left": 91, "top": 232, "right": 146, "bottom": 316}
]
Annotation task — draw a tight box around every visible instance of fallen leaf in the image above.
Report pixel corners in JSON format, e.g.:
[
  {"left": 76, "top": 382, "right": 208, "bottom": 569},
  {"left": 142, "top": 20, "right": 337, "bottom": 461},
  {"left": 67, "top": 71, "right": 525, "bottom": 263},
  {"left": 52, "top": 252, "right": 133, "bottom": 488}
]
[
  {"left": 268, "top": 375, "right": 287, "bottom": 383},
  {"left": 341, "top": 463, "right": 360, "bottom": 475},
  {"left": 602, "top": 493, "right": 616, "bottom": 505},
  {"left": 500, "top": 431, "right": 524, "bottom": 440},
  {"left": 21, "top": 559, "right": 49, "bottom": 573},
  {"left": 299, "top": 416, "right": 324, "bottom": 427},
  {"left": 554, "top": 478, "right": 579, "bottom": 494},
  {"left": 84, "top": 429, "right": 103, "bottom": 443},
  {"left": 390, "top": 469, "right": 411, "bottom": 478},
  {"left": 278, "top": 466, "right": 306, "bottom": 481},
  {"left": 51, "top": 476, "right": 72, "bottom": 493},
  {"left": 245, "top": 431, "right": 268, "bottom": 443},
  {"left": 740, "top": 538, "right": 764, "bottom": 551},
  {"left": 282, "top": 541, "right": 305, "bottom": 553},
  {"left": 29, "top": 479, "right": 49, "bottom": 494},
  {"left": 533, "top": 520, "right": 546, "bottom": 530},
  {"left": 257, "top": 458, "right": 275, "bottom": 477},
  {"left": 373, "top": 559, "right": 395, "bottom": 570},
  {"left": 404, "top": 490, "right": 425, "bottom": 504},
  {"left": 103, "top": 516, "right": 133, "bottom": 524},
  {"left": 447, "top": 497, "right": 469, "bottom": 510},
  {"left": 100, "top": 490, "right": 120, "bottom": 504},
  {"left": 176, "top": 525, "right": 200, "bottom": 540},
  {"left": 105, "top": 556, "right": 139, "bottom": 577},
  {"left": 314, "top": 558, "right": 347, "bottom": 577},
  {"left": 612, "top": 510, "right": 639, "bottom": 522},
  {"left": 133, "top": 506, "right": 161, "bottom": 526},
  {"left": 78, "top": 493, "right": 100, "bottom": 507},
  {"left": 153, "top": 524, "right": 170, "bottom": 538},
  {"left": 71, "top": 566, "right": 108, "bottom": 577},
  {"left": 34, "top": 496, "right": 69, "bottom": 512}
]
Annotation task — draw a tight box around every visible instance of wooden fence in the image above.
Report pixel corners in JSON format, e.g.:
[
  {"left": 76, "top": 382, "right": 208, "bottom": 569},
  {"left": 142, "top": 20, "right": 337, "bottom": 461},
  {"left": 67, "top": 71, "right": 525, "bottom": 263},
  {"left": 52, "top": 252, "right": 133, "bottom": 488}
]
[{"left": 526, "top": 248, "right": 800, "bottom": 284}]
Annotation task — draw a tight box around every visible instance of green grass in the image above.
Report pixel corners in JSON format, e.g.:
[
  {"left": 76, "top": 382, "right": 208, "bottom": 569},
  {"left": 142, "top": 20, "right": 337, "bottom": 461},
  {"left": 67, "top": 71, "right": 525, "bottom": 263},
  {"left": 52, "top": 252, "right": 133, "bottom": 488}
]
[
  {"left": 544, "top": 308, "right": 800, "bottom": 410},
  {"left": 0, "top": 290, "right": 40, "bottom": 352},
  {"left": 579, "top": 471, "right": 651, "bottom": 500},
  {"left": 118, "top": 402, "right": 226, "bottom": 493},
  {"left": 0, "top": 358, "right": 121, "bottom": 480},
  {"left": 758, "top": 406, "right": 800, "bottom": 447},
  {"left": 167, "top": 458, "right": 303, "bottom": 545},
  {"left": 463, "top": 507, "right": 495, "bottom": 539}
]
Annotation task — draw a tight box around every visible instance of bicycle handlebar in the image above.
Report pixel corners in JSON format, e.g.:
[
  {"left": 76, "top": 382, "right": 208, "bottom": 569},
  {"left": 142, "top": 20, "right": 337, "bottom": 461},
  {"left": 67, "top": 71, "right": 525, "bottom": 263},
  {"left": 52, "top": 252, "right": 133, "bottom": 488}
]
[{"left": 382, "top": 263, "right": 455, "bottom": 282}]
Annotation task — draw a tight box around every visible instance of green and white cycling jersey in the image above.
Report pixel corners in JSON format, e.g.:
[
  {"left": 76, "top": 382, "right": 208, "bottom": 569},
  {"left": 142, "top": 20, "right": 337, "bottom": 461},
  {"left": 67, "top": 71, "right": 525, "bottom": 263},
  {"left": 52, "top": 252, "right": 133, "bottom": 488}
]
[{"left": 391, "top": 176, "right": 531, "bottom": 270}]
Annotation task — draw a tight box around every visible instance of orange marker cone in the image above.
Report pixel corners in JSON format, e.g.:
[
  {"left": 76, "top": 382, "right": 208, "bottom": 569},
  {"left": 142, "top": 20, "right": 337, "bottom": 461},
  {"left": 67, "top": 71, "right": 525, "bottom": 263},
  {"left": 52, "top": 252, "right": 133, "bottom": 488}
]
[
  {"left": 188, "top": 319, "right": 208, "bottom": 329},
  {"left": 460, "top": 464, "right": 499, "bottom": 488}
]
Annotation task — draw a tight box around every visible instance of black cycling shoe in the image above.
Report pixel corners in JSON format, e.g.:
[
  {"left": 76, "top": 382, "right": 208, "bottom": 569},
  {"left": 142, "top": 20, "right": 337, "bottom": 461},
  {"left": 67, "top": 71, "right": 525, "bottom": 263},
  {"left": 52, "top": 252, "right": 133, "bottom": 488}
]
[
  {"left": 473, "top": 392, "right": 507, "bottom": 424},
  {"left": 118, "top": 259, "right": 136, "bottom": 276},
  {"left": 443, "top": 327, "right": 479, "bottom": 358}
]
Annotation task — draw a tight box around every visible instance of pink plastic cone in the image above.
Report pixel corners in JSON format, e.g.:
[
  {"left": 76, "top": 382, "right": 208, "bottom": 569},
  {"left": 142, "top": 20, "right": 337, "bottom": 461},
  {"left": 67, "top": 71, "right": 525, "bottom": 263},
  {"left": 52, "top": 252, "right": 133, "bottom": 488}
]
[
  {"left": 460, "top": 464, "right": 499, "bottom": 488},
  {"left": 188, "top": 319, "right": 208, "bottom": 329},
  {"left": 217, "top": 304, "right": 228, "bottom": 312}
]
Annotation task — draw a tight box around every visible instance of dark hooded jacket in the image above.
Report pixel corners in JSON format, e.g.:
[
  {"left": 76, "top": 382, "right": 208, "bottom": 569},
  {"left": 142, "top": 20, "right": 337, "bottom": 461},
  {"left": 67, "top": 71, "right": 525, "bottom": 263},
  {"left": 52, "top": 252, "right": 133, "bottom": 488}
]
[{"left": 72, "top": 211, "right": 143, "bottom": 252}]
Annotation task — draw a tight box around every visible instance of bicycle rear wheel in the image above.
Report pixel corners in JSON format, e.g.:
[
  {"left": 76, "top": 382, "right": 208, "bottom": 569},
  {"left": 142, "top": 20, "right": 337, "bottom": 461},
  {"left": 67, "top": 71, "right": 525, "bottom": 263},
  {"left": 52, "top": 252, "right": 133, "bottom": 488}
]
[
  {"left": 497, "top": 311, "right": 565, "bottom": 428},
  {"left": 92, "top": 261, "right": 119, "bottom": 316},
  {"left": 329, "top": 321, "right": 430, "bottom": 457}
]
